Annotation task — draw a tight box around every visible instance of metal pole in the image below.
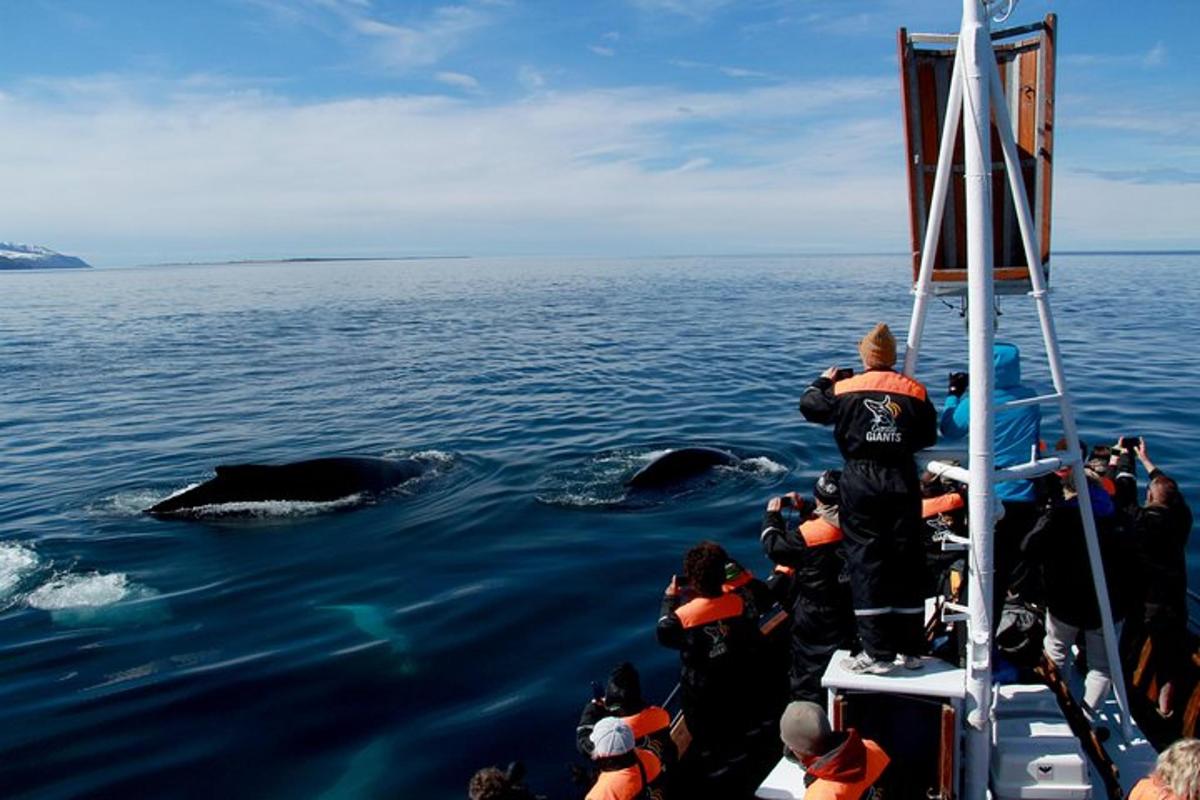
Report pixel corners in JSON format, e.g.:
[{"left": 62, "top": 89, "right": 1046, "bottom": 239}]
[
  {"left": 961, "top": 0, "right": 996, "bottom": 794},
  {"left": 903, "top": 43, "right": 965, "bottom": 378},
  {"left": 987, "top": 56, "right": 1134, "bottom": 740}
]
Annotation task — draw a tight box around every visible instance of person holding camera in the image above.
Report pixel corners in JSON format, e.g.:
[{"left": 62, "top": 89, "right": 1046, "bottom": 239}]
[
  {"left": 576, "top": 662, "right": 676, "bottom": 773},
  {"left": 656, "top": 541, "right": 770, "bottom": 757},
  {"left": 1022, "top": 464, "right": 1133, "bottom": 717},
  {"left": 760, "top": 471, "right": 855, "bottom": 701},
  {"left": 800, "top": 322, "right": 938, "bottom": 674},
  {"left": 939, "top": 342, "right": 1042, "bottom": 610},
  {"left": 1113, "top": 438, "right": 1193, "bottom": 718}
]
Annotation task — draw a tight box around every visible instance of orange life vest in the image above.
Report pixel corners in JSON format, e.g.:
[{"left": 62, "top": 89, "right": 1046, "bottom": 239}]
[
  {"left": 674, "top": 593, "right": 743, "bottom": 629},
  {"left": 1129, "top": 776, "right": 1184, "bottom": 800},
  {"left": 833, "top": 370, "right": 927, "bottom": 401},
  {"left": 585, "top": 749, "right": 662, "bottom": 800},
  {"left": 621, "top": 706, "right": 670, "bottom": 740},
  {"left": 804, "top": 739, "right": 889, "bottom": 800},
  {"left": 722, "top": 569, "right": 754, "bottom": 593},
  {"left": 922, "top": 493, "right": 965, "bottom": 518},
  {"left": 799, "top": 516, "right": 842, "bottom": 547}
]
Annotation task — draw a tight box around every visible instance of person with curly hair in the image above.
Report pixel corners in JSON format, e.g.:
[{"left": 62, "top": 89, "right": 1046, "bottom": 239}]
[{"left": 656, "top": 540, "right": 768, "bottom": 758}]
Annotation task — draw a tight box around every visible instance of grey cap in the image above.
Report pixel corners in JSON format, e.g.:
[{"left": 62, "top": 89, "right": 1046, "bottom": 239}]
[
  {"left": 780, "top": 701, "right": 831, "bottom": 757},
  {"left": 591, "top": 716, "right": 635, "bottom": 758}
]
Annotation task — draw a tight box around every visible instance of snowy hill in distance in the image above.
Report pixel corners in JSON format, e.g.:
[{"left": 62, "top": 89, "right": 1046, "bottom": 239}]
[{"left": 0, "top": 242, "right": 90, "bottom": 270}]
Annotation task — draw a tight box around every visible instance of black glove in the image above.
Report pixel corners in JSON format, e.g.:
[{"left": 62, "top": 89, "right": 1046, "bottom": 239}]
[{"left": 948, "top": 372, "right": 969, "bottom": 398}]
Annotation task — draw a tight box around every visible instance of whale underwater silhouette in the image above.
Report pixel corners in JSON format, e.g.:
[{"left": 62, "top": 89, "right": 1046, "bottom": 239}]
[
  {"left": 625, "top": 447, "right": 741, "bottom": 490},
  {"left": 145, "top": 456, "right": 431, "bottom": 516}
]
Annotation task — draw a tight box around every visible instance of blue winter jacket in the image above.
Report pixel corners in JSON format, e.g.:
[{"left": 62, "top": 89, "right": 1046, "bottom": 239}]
[{"left": 940, "top": 342, "right": 1041, "bottom": 503}]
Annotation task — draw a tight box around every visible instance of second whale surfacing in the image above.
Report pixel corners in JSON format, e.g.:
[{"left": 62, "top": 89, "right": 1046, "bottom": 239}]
[
  {"left": 145, "top": 456, "right": 431, "bottom": 516},
  {"left": 625, "top": 446, "right": 740, "bottom": 490}
]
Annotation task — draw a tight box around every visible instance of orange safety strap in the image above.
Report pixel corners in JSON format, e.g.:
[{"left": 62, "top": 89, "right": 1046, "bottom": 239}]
[
  {"left": 722, "top": 570, "right": 754, "bottom": 593},
  {"left": 922, "top": 493, "right": 965, "bottom": 518},
  {"left": 799, "top": 517, "right": 843, "bottom": 547},
  {"left": 622, "top": 706, "right": 671, "bottom": 739},
  {"left": 833, "top": 370, "right": 928, "bottom": 401},
  {"left": 675, "top": 593, "right": 744, "bottom": 629}
]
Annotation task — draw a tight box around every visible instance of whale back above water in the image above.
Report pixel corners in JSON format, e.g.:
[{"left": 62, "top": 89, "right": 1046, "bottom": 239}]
[
  {"left": 146, "top": 456, "right": 427, "bottom": 515},
  {"left": 625, "top": 447, "right": 740, "bottom": 490}
]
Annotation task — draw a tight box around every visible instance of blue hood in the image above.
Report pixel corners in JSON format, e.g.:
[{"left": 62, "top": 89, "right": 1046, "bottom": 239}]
[{"left": 994, "top": 342, "right": 1022, "bottom": 389}]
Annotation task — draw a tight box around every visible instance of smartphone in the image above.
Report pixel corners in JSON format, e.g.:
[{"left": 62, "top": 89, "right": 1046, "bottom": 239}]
[
  {"left": 591, "top": 681, "right": 605, "bottom": 703},
  {"left": 1119, "top": 436, "right": 1141, "bottom": 450},
  {"left": 834, "top": 367, "right": 854, "bottom": 381}
]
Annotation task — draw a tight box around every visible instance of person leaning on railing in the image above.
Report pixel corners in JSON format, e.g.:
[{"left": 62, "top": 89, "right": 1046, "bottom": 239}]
[
  {"left": 1112, "top": 438, "right": 1194, "bottom": 719},
  {"left": 1021, "top": 462, "right": 1135, "bottom": 718}
]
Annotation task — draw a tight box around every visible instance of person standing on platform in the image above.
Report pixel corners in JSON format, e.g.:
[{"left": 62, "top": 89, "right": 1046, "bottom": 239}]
[{"left": 800, "top": 322, "right": 938, "bottom": 673}]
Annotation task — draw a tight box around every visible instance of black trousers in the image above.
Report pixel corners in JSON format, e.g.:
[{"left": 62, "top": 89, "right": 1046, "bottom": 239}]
[
  {"left": 789, "top": 604, "right": 853, "bottom": 701},
  {"left": 840, "top": 460, "right": 928, "bottom": 660}
]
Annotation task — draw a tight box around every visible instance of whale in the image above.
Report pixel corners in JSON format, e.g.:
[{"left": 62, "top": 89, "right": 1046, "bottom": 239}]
[
  {"left": 626, "top": 447, "right": 740, "bottom": 490},
  {"left": 145, "top": 456, "right": 429, "bottom": 516}
]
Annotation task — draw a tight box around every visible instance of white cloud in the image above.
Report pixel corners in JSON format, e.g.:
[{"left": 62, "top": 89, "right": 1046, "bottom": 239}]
[
  {"left": 589, "top": 45, "right": 615, "bottom": 57},
  {"left": 1144, "top": 42, "right": 1167, "bottom": 67},
  {"left": 250, "top": 1, "right": 499, "bottom": 72},
  {"left": 628, "top": 0, "right": 732, "bottom": 22},
  {"left": 517, "top": 65, "right": 546, "bottom": 90},
  {"left": 2, "top": 70, "right": 1194, "bottom": 263},
  {"left": 720, "top": 66, "right": 769, "bottom": 79},
  {"left": 351, "top": 6, "right": 492, "bottom": 70},
  {"left": 435, "top": 71, "right": 481, "bottom": 91}
]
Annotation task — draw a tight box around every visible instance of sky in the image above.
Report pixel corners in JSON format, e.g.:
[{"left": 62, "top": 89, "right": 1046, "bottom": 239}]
[{"left": 0, "top": 0, "right": 1196, "bottom": 265}]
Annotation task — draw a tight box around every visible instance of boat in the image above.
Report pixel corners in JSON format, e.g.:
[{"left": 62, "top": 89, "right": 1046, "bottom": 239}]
[{"left": 658, "top": 2, "right": 1176, "bottom": 797}]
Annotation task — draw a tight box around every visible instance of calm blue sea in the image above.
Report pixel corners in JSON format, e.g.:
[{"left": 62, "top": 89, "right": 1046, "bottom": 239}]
[{"left": 2, "top": 254, "right": 1197, "bottom": 799}]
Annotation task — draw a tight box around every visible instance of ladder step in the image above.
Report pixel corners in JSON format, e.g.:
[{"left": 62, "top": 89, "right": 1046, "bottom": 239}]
[{"left": 1001, "top": 392, "right": 1063, "bottom": 409}]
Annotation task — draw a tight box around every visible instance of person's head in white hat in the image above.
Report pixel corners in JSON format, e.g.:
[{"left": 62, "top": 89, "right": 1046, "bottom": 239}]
[{"left": 590, "top": 716, "right": 635, "bottom": 759}]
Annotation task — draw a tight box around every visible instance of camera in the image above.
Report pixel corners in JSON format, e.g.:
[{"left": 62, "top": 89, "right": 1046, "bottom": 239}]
[
  {"left": 1119, "top": 436, "right": 1141, "bottom": 450},
  {"left": 833, "top": 367, "right": 854, "bottom": 382}
]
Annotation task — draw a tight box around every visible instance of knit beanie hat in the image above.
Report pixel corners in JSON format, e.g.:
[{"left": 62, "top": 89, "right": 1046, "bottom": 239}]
[
  {"left": 858, "top": 323, "right": 897, "bottom": 369},
  {"left": 813, "top": 470, "right": 841, "bottom": 506},
  {"left": 605, "top": 662, "right": 643, "bottom": 713},
  {"left": 780, "top": 701, "right": 831, "bottom": 757},
  {"left": 591, "top": 717, "right": 635, "bottom": 758}
]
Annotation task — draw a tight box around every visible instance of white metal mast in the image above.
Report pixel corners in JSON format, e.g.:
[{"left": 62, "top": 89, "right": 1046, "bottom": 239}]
[{"left": 902, "top": 1, "right": 1134, "bottom": 795}]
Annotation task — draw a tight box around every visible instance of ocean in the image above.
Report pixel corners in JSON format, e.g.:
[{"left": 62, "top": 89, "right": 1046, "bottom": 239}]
[{"left": 2, "top": 253, "right": 1197, "bottom": 799}]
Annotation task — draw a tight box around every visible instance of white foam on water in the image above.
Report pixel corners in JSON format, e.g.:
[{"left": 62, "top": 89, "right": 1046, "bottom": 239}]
[
  {"left": 740, "top": 456, "right": 789, "bottom": 476},
  {"left": 94, "top": 484, "right": 203, "bottom": 517},
  {"left": 639, "top": 448, "right": 674, "bottom": 463},
  {"left": 0, "top": 542, "right": 39, "bottom": 598},
  {"left": 179, "top": 495, "right": 365, "bottom": 518},
  {"left": 27, "top": 572, "right": 129, "bottom": 610}
]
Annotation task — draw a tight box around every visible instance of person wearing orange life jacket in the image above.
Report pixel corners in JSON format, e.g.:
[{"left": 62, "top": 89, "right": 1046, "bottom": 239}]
[
  {"left": 657, "top": 541, "right": 768, "bottom": 756},
  {"left": 585, "top": 717, "right": 664, "bottom": 800},
  {"left": 760, "top": 470, "right": 855, "bottom": 702},
  {"left": 1128, "top": 737, "right": 1200, "bottom": 800},
  {"left": 800, "top": 322, "right": 938, "bottom": 673},
  {"left": 576, "top": 662, "right": 676, "bottom": 774},
  {"left": 721, "top": 556, "right": 772, "bottom": 620},
  {"left": 779, "top": 701, "right": 889, "bottom": 800}
]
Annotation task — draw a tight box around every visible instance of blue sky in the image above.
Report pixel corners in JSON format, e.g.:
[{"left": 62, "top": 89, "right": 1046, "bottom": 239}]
[{"left": 0, "top": 0, "right": 1196, "bottom": 265}]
